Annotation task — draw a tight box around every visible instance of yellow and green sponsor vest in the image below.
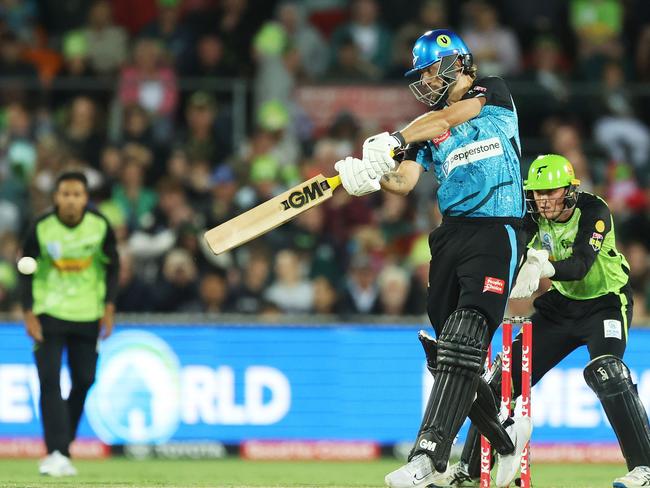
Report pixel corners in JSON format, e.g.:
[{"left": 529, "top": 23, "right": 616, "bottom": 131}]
[
  {"left": 531, "top": 193, "right": 629, "bottom": 300},
  {"left": 32, "top": 211, "right": 112, "bottom": 321}
]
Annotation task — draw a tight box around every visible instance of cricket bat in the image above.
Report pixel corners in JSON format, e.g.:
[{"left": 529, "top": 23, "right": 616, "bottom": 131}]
[{"left": 204, "top": 174, "right": 342, "bottom": 255}]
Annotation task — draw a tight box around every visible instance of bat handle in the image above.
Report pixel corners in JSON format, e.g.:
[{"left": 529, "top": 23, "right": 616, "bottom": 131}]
[{"left": 327, "top": 175, "right": 342, "bottom": 190}]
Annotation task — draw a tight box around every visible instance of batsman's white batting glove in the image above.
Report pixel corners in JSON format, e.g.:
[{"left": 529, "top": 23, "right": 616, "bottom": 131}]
[
  {"left": 510, "top": 248, "right": 555, "bottom": 299},
  {"left": 334, "top": 156, "right": 381, "bottom": 196},
  {"left": 362, "top": 131, "right": 403, "bottom": 177}
]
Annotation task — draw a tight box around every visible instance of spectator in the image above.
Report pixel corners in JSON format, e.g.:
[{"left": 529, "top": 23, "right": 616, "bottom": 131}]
[
  {"left": 312, "top": 275, "right": 340, "bottom": 314},
  {"left": 118, "top": 38, "right": 178, "bottom": 141},
  {"left": 127, "top": 179, "right": 193, "bottom": 263},
  {"left": 176, "top": 92, "right": 228, "bottom": 166},
  {"left": 376, "top": 191, "right": 417, "bottom": 259},
  {"left": 82, "top": 0, "right": 128, "bottom": 75},
  {"left": 377, "top": 265, "right": 411, "bottom": 315},
  {"left": 152, "top": 248, "right": 200, "bottom": 312},
  {"left": 330, "top": 0, "right": 392, "bottom": 78},
  {"left": 253, "top": 25, "right": 302, "bottom": 113},
  {"left": 339, "top": 253, "right": 380, "bottom": 314},
  {"left": 182, "top": 33, "right": 237, "bottom": 79},
  {"left": 51, "top": 31, "right": 97, "bottom": 109},
  {"left": 60, "top": 96, "right": 105, "bottom": 169},
  {"left": 461, "top": 0, "right": 521, "bottom": 76},
  {"left": 570, "top": 0, "right": 623, "bottom": 80},
  {"left": 275, "top": 1, "right": 329, "bottom": 78},
  {"left": 593, "top": 62, "right": 650, "bottom": 187},
  {"left": 111, "top": 161, "right": 157, "bottom": 230},
  {"left": 187, "top": 0, "right": 258, "bottom": 77},
  {"left": 38, "top": 0, "right": 92, "bottom": 36},
  {"left": 548, "top": 123, "right": 595, "bottom": 191},
  {"left": 516, "top": 36, "right": 570, "bottom": 135},
  {"left": 624, "top": 241, "right": 650, "bottom": 324},
  {"left": 0, "top": 0, "right": 37, "bottom": 42},
  {"left": 205, "top": 164, "right": 242, "bottom": 228},
  {"left": 265, "top": 248, "right": 314, "bottom": 313},
  {"left": 230, "top": 249, "right": 272, "bottom": 314},
  {"left": 115, "top": 250, "right": 154, "bottom": 312},
  {"left": 0, "top": 31, "right": 39, "bottom": 104},
  {"left": 140, "top": 0, "right": 192, "bottom": 67},
  {"left": 389, "top": 0, "right": 448, "bottom": 80},
  {"left": 324, "top": 34, "right": 379, "bottom": 81},
  {"left": 196, "top": 271, "right": 230, "bottom": 313}
]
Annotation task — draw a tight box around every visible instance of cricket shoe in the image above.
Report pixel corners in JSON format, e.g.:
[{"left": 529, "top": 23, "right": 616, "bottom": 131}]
[
  {"left": 445, "top": 461, "right": 478, "bottom": 487},
  {"left": 613, "top": 466, "right": 650, "bottom": 487},
  {"left": 385, "top": 454, "right": 450, "bottom": 488},
  {"left": 495, "top": 416, "right": 532, "bottom": 488},
  {"left": 425, "top": 461, "right": 478, "bottom": 487},
  {"left": 39, "top": 450, "right": 77, "bottom": 477}
]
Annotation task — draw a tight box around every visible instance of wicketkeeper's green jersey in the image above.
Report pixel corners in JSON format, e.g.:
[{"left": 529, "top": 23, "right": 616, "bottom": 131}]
[
  {"left": 527, "top": 192, "right": 629, "bottom": 300},
  {"left": 21, "top": 209, "right": 119, "bottom": 322}
]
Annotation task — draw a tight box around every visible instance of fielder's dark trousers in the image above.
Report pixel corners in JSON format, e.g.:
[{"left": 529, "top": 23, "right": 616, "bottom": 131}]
[
  {"left": 34, "top": 314, "right": 99, "bottom": 456},
  {"left": 511, "top": 285, "right": 633, "bottom": 397}
]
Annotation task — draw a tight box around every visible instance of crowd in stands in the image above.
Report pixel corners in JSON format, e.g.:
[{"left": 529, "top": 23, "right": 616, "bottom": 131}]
[{"left": 0, "top": 0, "right": 649, "bottom": 322}]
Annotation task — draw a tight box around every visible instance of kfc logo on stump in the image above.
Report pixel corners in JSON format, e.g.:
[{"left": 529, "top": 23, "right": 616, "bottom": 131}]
[{"left": 483, "top": 276, "right": 505, "bottom": 294}]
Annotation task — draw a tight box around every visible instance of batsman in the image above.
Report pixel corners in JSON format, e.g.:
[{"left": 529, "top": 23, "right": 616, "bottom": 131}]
[
  {"left": 443, "top": 154, "right": 650, "bottom": 488},
  {"left": 334, "top": 29, "right": 532, "bottom": 488}
]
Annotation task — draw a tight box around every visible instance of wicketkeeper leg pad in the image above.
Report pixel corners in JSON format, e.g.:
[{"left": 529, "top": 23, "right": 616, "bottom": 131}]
[{"left": 584, "top": 355, "right": 650, "bottom": 470}]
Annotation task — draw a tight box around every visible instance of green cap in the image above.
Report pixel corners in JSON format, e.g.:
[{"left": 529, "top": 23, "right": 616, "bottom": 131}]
[
  {"left": 63, "top": 30, "right": 88, "bottom": 59},
  {"left": 524, "top": 154, "right": 581, "bottom": 191},
  {"left": 257, "top": 99, "right": 289, "bottom": 131},
  {"left": 250, "top": 155, "right": 279, "bottom": 183}
]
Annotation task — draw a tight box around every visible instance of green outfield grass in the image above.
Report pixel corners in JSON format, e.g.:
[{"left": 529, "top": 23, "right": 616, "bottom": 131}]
[{"left": 0, "top": 458, "right": 625, "bottom": 488}]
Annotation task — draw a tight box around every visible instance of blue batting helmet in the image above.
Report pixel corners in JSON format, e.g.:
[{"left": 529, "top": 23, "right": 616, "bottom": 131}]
[
  {"left": 405, "top": 29, "right": 474, "bottom": 108},
  {"left": 405, "top": 29, "right": 473, "bottom": 76}
]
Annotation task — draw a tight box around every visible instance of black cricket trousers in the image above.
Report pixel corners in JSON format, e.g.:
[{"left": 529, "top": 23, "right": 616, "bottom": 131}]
[{"left": 34, "top": 314, "right": 99, "bottom": 456}]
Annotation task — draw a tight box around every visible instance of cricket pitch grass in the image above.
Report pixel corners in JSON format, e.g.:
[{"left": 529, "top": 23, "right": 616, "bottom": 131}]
[{"left": 0, "top": 457, "right": 625, "bottom": 488}]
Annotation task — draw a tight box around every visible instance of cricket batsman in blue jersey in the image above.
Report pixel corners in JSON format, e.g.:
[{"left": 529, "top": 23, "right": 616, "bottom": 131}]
[{"left": 335, "top": 29, "right": 532, "bottom": 488}]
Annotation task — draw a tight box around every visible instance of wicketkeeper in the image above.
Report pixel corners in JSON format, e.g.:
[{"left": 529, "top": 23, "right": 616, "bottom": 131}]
[{"left": 442, "top": 154, "right": 650, "bottom": 488}]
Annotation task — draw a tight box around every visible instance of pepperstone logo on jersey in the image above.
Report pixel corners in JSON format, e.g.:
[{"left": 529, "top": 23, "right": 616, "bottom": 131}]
[
  {"left": 442, "top": 138, "right": 503, "bottom": 176},
  {"left": 281, "top": 180, "right": 330, "bottom": 210}
]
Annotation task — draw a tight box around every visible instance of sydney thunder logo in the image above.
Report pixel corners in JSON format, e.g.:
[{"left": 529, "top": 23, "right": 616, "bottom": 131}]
[{"left": 281, "top": 180, "right": 331, "bottom": 210}]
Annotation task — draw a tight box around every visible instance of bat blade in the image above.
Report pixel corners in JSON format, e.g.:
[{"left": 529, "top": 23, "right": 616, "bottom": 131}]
[{"left": 204, "top": 174, "right": 341, "bottom": 255}]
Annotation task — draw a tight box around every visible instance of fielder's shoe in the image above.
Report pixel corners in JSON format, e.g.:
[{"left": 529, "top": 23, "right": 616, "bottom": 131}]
[
  {"left": 495, "top": 416, "right": 533, "bottom": 488},
  {"left": 39, "top": 450, "right": 77, "bottom": 477},
  {"left": 385, "top": 454, "right": 450, "bottom": 488},
  {"left": 613, "top": 466, "right": 650, "bottom": 487}
]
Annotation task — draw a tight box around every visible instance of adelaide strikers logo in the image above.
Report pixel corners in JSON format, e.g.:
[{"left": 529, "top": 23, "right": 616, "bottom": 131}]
[
  {"left": 85, "top": 331, "right": 182, "bottom": 444},
  {"left": 436, "top": 34, "right": 451, "bottom": 47}
]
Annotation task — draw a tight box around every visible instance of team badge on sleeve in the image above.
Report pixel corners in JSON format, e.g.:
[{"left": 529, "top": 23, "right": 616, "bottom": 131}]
[{"left": 589, "top": 232, "right": 604, "bottom": 252}]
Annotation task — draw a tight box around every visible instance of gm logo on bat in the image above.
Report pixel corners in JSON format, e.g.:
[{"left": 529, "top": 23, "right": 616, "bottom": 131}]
[{"left": 281, "top": 180, "right": 331, "bottom": 210}]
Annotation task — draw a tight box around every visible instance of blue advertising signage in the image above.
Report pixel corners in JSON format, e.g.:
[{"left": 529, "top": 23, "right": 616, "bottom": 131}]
[{"left": 0, "top": 322, "right": 649, "bottom": 445}]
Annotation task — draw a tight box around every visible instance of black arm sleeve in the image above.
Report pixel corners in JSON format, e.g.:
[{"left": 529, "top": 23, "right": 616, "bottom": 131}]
[
  {"left": 401, "top": 142, "right": 426, "bottom": 162},
  {"left": 461, "top": 76, "right": 514, "bottom": 111},
  {"left": 102, "top": 222, "right": 120, "bottom": 303},
  {"left": 20, "top": 224, "right": 40, "bottom": 311},
  {"left": 552, "top": 198, "right": 611, "bottom": 281}
]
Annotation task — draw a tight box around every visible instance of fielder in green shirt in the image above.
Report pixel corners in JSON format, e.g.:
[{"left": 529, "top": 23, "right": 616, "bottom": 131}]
[
  {"left": 443, "top": 155, "right": 650, "bottom": 488},
  {"left": 20, "top": 171, "right": 119, "bottom": 477}
]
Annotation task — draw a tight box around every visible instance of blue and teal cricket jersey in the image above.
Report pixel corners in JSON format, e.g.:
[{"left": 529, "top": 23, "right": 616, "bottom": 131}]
[{"left": 406, "top": 77, "right": 525, "bottom": 219}]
